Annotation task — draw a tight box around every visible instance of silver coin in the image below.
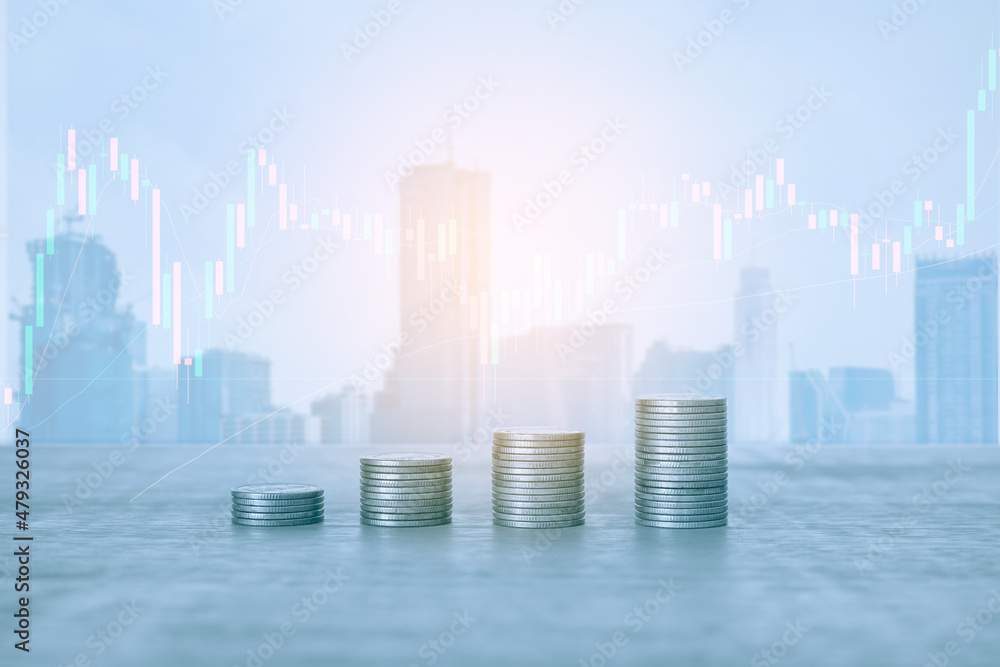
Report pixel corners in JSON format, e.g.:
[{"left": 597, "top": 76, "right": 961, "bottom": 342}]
[
  {"left": 493, "top": 427, "right": 585, "bottom": 440},
  {"left": 360, "top": 463, "right": 451, "bottom": 475},
  {"left": 635, "top": 409, "right": 727, "bottom": 419},
  {"left": 360, "top": 479, "right": 453, "bottom": 489},
  {"left": 634, "top": 502, "right": 726, "bottom": 515},
  {"left": 232, "top": 509, "right": 325, "bottom": 520},
  {"left": 361, "top": 502, "right": 453, "bottom": 514},
  {"left": 231, "top": 483, "right": 323, "bottom": 500},
  {"left": 493, "top": 509, "right": 585, "bottom": 521},
  {"left": 493, "top": 490, "right": 585, "bottom": 502},
  {"left": 636, "top": 509, "right": 728, "bottom": 522},
  {"left": 635, "top": 497, "right": 728, "bottom": 510},
  {"left": 635, "top": 394, "right": 725, "bottom": 405},
  {"left": 635, "top": 517, "right": 727, "bottom": 529},
  {"left": 360, "top": 470, "right": 452, "bottom": 481},
  {"left": 492, "top": 517, "right": 586, "bottom": 528},
  {"left": 493, "top": 479, "right": 585, "bottom": 490},
  {"left": 636, "top": 477, "right": 727, "bottom": 489},
  {"left": 635, "top": 417, "right": 728, "bottom": 433},
  {"left": 634, "top": 415, "right": 727, "bottom": 425},
  {"left": 635, "top": 445, "right": 728, "bottom": 455},
  {"left": 634, "top": 428, "right": 727, "bottom": 439},
  {"left": 362, "top": 517, "right": 452, "bottom": 527},
  {"left": 636, "top": 471, "right": 728, "bottom": 482},
  {"left": 361, "top": 509, "right": 452, "bottom": 521},
  {"left": 635, "top": 461, "right": 727, "bottom": 472},
  {"left": 232, "top": 516, "right": 324, "bottom": 527},
  {"left": 635, "top": 394, "right": 726, "bottom": 407},
  {"left": 493, "top": 450, "right": 584, "bottom": 460},
  {"left": 360, "top": 489, "right": 451, "bottom": 501},
  {"left": 492, "top": 471, "right": 584, "bottom": 483},
  {"left": 493, "top": 461, "right": 585, "bottom": 473},
  {"left": 493, "top": 444, "right": 585, "bottom": 455},
  {"left": 360, "top": 453, "right": 452, "bottom": 467},
  {"left": 361, "top": 497, "right": 452, "bottom": 509},
  {"left": 635, "top": 458, "right": 728, "bottom": 469},
  {"left": 494, "top": 508, "right": 585, "bottom": 518},
  {"left": 635, "top": 487, "right": 728, "bottom": 500},
  {"left": 493, "top": 498, "right": 586, "bottom": 510},
  {"left": 635, "top": 425, "right": 727, "bottom": 436},
  {"left": 231, "top": 499, "right": 325, "bottom": 511},
  {"left": 634, "top": 450, "right": 727, "bottom": 461}
]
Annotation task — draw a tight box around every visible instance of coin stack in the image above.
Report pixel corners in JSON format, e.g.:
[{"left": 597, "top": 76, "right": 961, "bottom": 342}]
[
  {"left": 492, "top": 428, "right": 586, "bottom": 528},
  {"left": 634, "top": 395, "right": 728, "bottom": 528},
  {"left": 360, "top": 453, "right": 452, "bottom": 527},
  {"left": 231, "top": 483, "right": 325, "bottom": 527}
]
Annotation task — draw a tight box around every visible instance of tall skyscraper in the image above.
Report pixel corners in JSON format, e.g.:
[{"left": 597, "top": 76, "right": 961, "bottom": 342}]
[
  {"left": 16, "top": 229, "right": 140, "bottom": 442},
  {"left": 373, "top": 163, "right": 491, "bottom": 442},
  {"left": 732, "top": 267, "right": 780, "bottom": 442},
  {"left": 915, "top": 255, "right": 998, "bottom": 443}
]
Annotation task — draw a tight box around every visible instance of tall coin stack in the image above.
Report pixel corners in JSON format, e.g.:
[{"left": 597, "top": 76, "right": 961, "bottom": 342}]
[
  {"left": 492, "top": 428, "right": 586, "bottom": 528},
  {"left": 231, "top": 483, "right": 325, "bottom": 527},
  {"left": 360, "top": 453, "right": 453, "bottom": 527},
  {"left": 633, "top": 395, "right": 728, "bottom": 528}
]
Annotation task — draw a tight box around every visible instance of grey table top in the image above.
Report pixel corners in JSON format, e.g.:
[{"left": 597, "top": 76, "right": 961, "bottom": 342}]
[{"left": 2, "top": 441, "right": 998, "bottom": 666}]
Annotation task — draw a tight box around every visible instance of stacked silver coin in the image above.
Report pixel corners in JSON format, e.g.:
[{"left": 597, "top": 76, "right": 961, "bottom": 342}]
[
  {"left": 634, "top": 395, "right": 728, "bottom": 528},
  {"left": 231, "top": 483, "right": 325, "bottom": 526},
  {"left": 360, "top": 453, "right": 452, "bottom": 527},
  {"left": 492, "top": 427, "right": 586, "bottom": 528}
]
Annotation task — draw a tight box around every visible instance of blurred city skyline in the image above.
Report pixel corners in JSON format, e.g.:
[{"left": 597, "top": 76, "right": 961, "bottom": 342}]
[{"left": 2, "top": 1, "right": 998, "bottom": 444}]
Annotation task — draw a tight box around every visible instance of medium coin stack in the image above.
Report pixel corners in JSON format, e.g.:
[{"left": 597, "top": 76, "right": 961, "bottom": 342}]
[
  {"left": 360, "top": 453, "right": 452, "bottom": 527},
  {"left": 231, "top": 483, "right": 325, "bottom": 527},
  {"left": 634, "top": 395, "right": 728, "bottom": 529},
  {"left": 492, "top": 427, "right": 586, "bottom": 528}
]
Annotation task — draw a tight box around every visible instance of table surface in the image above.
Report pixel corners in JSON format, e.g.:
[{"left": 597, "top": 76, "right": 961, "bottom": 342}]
[{"left": 2, "top": 441, "right": 998, "bottom": 666}]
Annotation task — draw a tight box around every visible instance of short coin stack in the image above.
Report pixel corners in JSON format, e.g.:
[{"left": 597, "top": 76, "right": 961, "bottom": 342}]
[
  {"left": 360, "top": 453, "right": 452, "bottom": 527},
  {"left": 492, "top": 427, "right": 586, "bottom": 528},
  {"left": 634, "top": 395, "right": 728, "bottom": 528},
  {"left": 231, "top": 483, "right": 325, "bottom": 526}
]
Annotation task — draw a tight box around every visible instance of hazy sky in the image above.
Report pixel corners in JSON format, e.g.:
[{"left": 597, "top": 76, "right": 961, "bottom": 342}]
[{"left": 3, "top": 0, "right": 998, "bottom": 413}]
